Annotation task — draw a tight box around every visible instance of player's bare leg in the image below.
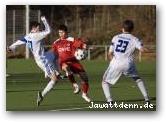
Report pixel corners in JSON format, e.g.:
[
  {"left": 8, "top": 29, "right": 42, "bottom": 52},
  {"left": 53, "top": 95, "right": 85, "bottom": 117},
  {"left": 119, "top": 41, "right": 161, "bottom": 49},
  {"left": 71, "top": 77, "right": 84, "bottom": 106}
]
[{"left": 62, "top": 63, "right": 79, "bottom": 94}]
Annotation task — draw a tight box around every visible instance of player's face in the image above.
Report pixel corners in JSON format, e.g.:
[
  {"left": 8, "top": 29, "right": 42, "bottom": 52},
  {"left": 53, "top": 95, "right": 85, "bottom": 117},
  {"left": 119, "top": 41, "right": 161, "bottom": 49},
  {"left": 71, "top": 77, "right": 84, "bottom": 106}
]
[
  {"left": 58, "top": 30, "right": 66, "bottom": 39},
  {"left": 31, "top": 25, "right": 40, "bottom": 33}
]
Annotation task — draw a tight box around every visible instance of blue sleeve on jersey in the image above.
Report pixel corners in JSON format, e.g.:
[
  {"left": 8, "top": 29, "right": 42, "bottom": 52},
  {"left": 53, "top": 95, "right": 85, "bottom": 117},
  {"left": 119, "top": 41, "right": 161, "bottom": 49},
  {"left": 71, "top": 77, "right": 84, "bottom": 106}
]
[{"left": 20, "top": 37, "right": 27, "bottom": 43}]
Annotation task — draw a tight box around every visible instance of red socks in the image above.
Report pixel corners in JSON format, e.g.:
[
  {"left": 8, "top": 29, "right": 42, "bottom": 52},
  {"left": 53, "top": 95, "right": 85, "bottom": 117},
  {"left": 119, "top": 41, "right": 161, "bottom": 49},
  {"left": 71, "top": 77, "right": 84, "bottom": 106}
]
[{"left": 82, "top": 83, "right": 89, "bottom": 93}]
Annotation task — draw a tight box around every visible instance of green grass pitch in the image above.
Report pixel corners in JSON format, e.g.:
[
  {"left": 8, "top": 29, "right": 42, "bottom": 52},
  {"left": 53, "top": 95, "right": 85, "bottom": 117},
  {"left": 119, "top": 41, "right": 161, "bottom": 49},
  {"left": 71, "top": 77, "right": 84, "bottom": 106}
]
[{"left": 6, "top": 59, "right": 156, "bottom": 111}]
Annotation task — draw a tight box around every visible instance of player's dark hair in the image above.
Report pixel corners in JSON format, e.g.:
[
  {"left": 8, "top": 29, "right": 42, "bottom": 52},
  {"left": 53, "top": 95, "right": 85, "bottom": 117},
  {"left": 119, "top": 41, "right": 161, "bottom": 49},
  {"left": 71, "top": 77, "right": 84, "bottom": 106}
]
[
  {"left": 30, "top": 21, "right": 40, "bottom": 29},
  {"left": 123, "top": 20, "right": 134, "bottom": 32},
  {"left": 58, "top": 24, "right": 68, "bottom": 32}
]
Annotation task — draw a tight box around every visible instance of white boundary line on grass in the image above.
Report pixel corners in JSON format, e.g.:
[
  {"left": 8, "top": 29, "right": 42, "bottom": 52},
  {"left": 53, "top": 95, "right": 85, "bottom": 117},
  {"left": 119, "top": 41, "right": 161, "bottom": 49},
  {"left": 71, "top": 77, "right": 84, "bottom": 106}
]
[{"left": 50, "top": 107, "right": 90, "bottom": 111}]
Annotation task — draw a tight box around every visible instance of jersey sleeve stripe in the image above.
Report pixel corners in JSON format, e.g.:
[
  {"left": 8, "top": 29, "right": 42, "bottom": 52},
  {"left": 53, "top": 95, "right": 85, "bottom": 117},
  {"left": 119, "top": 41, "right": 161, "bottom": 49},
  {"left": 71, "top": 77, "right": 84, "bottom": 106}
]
[{"left": 20, "top": 37, "right": 27, "bottom": 43}]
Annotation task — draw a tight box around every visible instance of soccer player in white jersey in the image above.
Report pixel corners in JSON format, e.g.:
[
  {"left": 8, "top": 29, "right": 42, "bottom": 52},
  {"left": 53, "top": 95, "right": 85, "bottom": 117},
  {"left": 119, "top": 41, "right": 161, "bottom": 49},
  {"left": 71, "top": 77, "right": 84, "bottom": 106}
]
[
  {"left": 102, "top": 20, "right": 150, "bottom": 104},
  {"left": 7, "top": 16, "right": 59, "bottom": 106}
]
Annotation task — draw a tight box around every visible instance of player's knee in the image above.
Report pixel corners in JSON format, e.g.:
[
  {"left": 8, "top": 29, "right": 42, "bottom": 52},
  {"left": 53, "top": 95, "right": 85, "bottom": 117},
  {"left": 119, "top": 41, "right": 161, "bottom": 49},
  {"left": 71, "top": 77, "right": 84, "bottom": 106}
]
[
  {"left": 50, "top": 74, "right": 58, "bottom": 82},
  {"left": 135, "top": 78, "right": 142, "bottom": 83},
  {"left": 62, "top": 63, "right": 67, "bottom": 69},
  {"left": 132, "top": 77, "right": 141, "bottom": 81},
  {"left": 62, "top": 63, "right": 69, "bottom": 71},
  {"left": 102, "top": 81, "right": 108, "bottom": 85}
]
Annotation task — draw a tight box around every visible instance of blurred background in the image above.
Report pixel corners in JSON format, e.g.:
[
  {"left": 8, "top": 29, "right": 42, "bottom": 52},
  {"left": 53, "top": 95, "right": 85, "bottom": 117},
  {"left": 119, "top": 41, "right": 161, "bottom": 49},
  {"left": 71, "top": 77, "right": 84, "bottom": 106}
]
[{"left": 6, "top": 5, "right": 156, "bottom": 61}]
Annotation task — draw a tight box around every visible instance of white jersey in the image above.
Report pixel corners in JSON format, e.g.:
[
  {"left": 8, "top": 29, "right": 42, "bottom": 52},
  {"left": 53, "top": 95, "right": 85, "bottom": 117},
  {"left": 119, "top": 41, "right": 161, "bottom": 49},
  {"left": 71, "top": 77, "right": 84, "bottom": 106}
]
[
  {"left": 22, "top": 18, "right": 50, "bottom": 63},
  {"left": 103, "top": 33, "right": 144, "bottom": 85},
  {"left": 109, "top": 33, "right": 143, "bottom": 62},
  {"left": 9, "top": 17, "right": 56, "bottom": 77},
  {"left": 9, "top": 17, "right": 50, "bottom": 62}
]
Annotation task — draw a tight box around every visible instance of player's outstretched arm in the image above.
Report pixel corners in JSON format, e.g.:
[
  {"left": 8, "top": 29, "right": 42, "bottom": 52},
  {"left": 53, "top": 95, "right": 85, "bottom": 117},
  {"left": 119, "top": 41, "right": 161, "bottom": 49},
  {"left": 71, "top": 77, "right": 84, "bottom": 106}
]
[
  {"left": 140, "top": 46, "right": 151, "bottom": 53},
  {"left": 6, "top": 46, "right": 12, "bottom": 53},
  {"left": 35, "top": 16, "right": 51, "bottom": 41},
  {"left": 7, "top": 40, "right": 26, "bottom": 52},
  {"left": 41, "top": 16, "right": 51, "bottom": 35}
]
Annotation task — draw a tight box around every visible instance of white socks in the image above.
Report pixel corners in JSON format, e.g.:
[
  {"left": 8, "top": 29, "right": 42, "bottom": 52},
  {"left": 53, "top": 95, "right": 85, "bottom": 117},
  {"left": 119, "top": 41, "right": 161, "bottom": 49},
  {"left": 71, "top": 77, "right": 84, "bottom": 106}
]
[
  {"left": 42, "top": 80, "right": 56, "bottom": 97},
  {"left": 102, "top": 82, "right": 113, "bottom": 102},
  {"left": 136, "top": 79, "right": 149, "bottom": 101},
  {"left": 102, "top": 79, "right": 149, "bottom": 102}
]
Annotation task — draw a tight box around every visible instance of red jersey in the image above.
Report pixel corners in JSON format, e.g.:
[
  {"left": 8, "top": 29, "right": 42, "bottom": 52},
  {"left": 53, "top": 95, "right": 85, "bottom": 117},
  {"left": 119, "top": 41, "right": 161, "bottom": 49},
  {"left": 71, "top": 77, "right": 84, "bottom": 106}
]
[{"left": 52, "top": 37, "right": 84, "bottom": 63}]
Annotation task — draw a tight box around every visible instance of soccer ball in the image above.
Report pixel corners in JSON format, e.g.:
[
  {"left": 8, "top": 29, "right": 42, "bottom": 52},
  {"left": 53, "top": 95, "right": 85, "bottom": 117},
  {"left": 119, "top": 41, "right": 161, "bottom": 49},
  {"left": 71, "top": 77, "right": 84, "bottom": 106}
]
[{"left": 74, "top": 49, "right": 88, "bottom": 60}]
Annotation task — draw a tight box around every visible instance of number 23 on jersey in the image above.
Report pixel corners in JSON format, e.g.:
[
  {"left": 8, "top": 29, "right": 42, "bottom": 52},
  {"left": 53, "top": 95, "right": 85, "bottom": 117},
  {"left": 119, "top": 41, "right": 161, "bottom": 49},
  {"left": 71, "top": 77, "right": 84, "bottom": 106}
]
[{"left": 115, "top": 40, "right": 129, "bottom": 53}]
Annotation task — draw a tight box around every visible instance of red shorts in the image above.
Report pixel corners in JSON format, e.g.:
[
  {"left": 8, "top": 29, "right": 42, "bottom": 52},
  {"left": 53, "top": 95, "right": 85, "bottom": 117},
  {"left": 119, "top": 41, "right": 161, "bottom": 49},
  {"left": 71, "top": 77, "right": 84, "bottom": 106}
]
[{"left": 60, "top": 60, "right": 85, "bottom": 74}]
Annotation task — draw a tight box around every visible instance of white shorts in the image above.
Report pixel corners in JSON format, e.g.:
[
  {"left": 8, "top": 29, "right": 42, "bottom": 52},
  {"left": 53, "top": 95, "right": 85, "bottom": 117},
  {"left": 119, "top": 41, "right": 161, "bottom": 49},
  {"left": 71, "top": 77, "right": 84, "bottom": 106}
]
[
  {"left": 45, "top": 51, "right": 59, "bottom": 71},
  {"left": 35, "top": 59, "right": 57, "bottom": 78},
  {"left": 103, "top": 58, "right": 139, "bottom": 85}
]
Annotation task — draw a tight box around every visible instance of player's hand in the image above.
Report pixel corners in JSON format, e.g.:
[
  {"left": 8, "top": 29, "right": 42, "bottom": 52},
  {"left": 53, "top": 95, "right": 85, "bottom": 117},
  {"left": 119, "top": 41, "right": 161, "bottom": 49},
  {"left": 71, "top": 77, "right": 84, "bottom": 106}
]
[
  {"left": 82, "top": 44, "right": 87, "bottom": 49},
  {"left": 41, "top": 16, "right": 46, "bottom": 21},
  {"left": 6, "top": 46, "right": 12, "bottom": 53}
]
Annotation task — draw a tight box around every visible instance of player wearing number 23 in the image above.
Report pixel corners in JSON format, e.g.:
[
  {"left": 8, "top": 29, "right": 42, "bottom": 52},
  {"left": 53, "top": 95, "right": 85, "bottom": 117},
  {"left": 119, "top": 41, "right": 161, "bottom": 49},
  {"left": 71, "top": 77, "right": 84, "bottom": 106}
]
[{"left": 102, "top": 20, "right": 151, "bottom": 104}]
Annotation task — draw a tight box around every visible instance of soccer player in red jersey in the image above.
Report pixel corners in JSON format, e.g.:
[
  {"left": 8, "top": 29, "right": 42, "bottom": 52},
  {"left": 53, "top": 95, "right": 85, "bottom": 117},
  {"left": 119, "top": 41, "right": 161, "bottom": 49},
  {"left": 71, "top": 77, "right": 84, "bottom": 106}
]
[{"left": 52, "top": 25, "right": 91, "bottom": 102}]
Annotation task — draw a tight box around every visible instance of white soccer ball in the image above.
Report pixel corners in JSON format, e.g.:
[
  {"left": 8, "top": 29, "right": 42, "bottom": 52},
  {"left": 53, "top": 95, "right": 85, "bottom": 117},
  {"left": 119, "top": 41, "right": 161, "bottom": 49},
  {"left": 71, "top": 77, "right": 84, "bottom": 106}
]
[{"left": 74, "top": 49, "right": 88, "bottom": 60}]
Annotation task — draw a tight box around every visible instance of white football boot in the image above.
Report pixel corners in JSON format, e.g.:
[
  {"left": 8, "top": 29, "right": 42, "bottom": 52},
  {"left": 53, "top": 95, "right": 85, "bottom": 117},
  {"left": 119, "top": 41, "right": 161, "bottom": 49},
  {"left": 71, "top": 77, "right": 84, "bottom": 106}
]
[{"left": 82, "top": 93, "right": 91, "bottom": 102}]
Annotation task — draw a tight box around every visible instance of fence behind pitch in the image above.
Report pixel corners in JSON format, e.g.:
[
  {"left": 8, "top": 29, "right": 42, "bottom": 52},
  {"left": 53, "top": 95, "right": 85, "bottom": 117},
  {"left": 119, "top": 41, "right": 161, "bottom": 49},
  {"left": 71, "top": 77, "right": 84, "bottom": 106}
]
[{"left": 6, "top": 45, "right": 156, "bottom": 61}]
